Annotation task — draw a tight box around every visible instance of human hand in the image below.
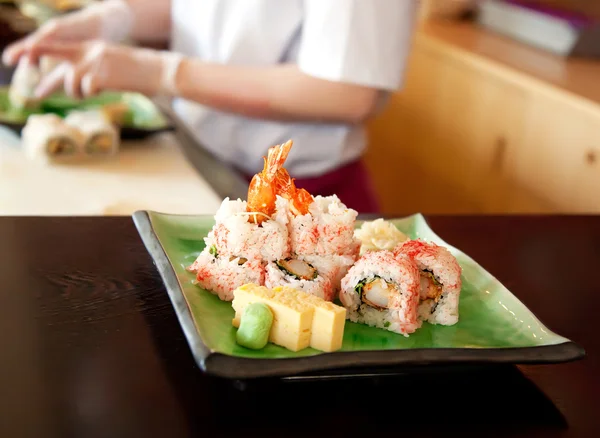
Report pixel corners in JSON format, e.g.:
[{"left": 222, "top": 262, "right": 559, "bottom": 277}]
[
  {"left": 2, "top": 0, "right": 134, "bottom": 67},
  {"left": 29, "top": 41, "right": 183, "bottom": 100}
]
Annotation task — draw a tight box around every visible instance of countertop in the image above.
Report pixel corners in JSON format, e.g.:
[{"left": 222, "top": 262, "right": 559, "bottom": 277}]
[
  {"left": 0, "top": 126, "right": 224, "bottom": 215},
  {"left": 0, "top": 215, "right": 597, "bottom": 437}
]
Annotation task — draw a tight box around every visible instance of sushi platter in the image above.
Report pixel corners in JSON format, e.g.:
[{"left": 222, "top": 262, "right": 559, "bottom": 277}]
[{"left": 134, "top": 140, "right": 585, "bottom": 379}]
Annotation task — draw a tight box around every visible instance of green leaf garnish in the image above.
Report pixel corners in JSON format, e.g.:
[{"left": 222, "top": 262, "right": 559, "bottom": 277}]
[
  {"left": 354, "top": 280, "right": 366, "bottom": 297},
  {"left": 424, "top": 270, "right": 442, "bottom": 287}
]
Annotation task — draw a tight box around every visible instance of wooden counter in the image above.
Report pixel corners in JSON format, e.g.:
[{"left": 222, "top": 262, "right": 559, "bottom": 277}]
[
  {"left": 366, "top": 20, "right": 600, "bottom": 214},
  {"left": 0, "top": 128, "right": 222, "bottom": 216}
]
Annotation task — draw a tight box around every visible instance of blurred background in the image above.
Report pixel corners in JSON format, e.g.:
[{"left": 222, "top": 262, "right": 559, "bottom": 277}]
[
  {"left": 1, "top": 0, "right": 599, "bottom": 215},
  {"left": 365, "top": 0, "right": 600, "bottom": 214}
]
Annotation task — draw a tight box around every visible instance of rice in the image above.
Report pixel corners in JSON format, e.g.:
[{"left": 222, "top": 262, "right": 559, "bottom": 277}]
[
  {"left": 346, "top": 305, "right": 421, "bottom": 337},
  {"left": 264, "top": 254, "right": 356, "bottom": 301},
  {"left": 205, "top": 197, "right": 290, "bottom": 262},
  {"left": 279, "top": 195, "right": 360, "bottom": 257},
  {"left": 192, "top": 250, "right": 265, "bottom": 301},
  {"left": 265, "top": 258, "right": 335, "bottom": 301},
  {"left": 395, "top": 239, "right": 462, "bottom": 326},
  {"left": 340, "top": 251, "right": 421, "bottom": 336}
]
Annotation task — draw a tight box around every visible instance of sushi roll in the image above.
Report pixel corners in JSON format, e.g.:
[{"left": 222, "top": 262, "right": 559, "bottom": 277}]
[
  {"left": 395, "top": 240, "right": 462, "bottom": 326},
  {"left": 265, "top": 256, "right": 338, "bottom": 301},
  {"left": 340, "top": 251, "right": 421, "bottom": 336},
  {"left": 9, "top": 58, "right": 42, "bottom": 110},
  {"left": 64, "top": 111, "right": 120, "bottom": 156},
  {"left": 191, "top": 250, "right": 265, "bottom": 302},
  {"left": 205, "top": 198, "right": 290, "bottom": 262},
  {"left": 280, "top": 195, "right": 361, "bottom": 257},
  {"left": 21, "top": 114, "right": 84, "bottom": 163},
  {"left": 265, "top": 253, "right": 355, "bottom": 301}
]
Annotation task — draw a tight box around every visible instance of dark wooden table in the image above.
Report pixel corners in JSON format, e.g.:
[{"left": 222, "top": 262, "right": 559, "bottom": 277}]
[{"left": 0, "top": 216, "right": 597, "bottom": 438}]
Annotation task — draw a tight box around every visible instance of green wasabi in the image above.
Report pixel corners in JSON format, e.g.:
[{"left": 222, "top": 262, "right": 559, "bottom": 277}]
[{"left": 236, "top": 302, "right": 274, "bottom": 350}]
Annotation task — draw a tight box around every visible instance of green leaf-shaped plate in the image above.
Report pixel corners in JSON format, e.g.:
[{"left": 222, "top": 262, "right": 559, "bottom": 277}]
[
  {"left": 0, "top": 86, "right": 172, "bottom": 139},
  {"left": 133, "top": 211, "right": 584, "bottom": 379}
]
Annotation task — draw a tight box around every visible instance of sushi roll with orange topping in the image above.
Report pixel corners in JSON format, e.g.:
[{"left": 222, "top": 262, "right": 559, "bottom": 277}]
[
  {"left": 191, "top": 250, "right": 265, "bottom": 302},
  {"left": 188, "top": 197, "right": 289, "bottom": 301},
  {"left": 265, "top": 254, "right": 355, "bottom": 301},
  {"left": 340, "top": 251, "right": 421, "bottom": 336},
  {"left": 204, "top": 197, "right": 290, "bottom": 262},
  {"left": 394, "top": 240, "right": 462, "bottom": 326},
  {"left": 279, "top": 195, "right": 360, "bottom": 258}
]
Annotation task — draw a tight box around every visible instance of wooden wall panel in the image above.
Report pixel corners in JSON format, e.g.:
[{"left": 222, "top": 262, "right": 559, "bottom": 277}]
[
  {"left": 366, "top": 39, "right": 553, "bottom": 214},
  {"left": 365, "top": 21, "right": 600, "bottom": 215}
]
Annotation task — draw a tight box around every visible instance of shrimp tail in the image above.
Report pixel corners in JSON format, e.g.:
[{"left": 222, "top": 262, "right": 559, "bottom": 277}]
[
  {"left": 291, "top": 187, "right": 313, "bottom": 216},
  {"left": 265, "top": 140, "right": 293, "bottom": 179}
]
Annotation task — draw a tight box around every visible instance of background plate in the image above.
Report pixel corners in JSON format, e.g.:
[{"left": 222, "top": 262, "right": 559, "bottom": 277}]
[
  {"left": 133, "top": 211, "right": 585, "bottom": 379},
  {"left": 0, "top": 87, "right": 173, "bottom": 139}
]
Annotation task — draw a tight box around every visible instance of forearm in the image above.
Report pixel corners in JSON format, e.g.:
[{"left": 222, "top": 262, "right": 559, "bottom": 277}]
[
  {"left": 124, "top": 0, "right": 172, "bottom": 43},
  {"left": 175, "top": 60, "right": 380, "bottom": 124}
]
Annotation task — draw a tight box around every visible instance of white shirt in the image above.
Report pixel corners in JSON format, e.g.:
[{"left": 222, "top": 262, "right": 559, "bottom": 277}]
[{"left": 170, "top": 0, "right": 418, "bottom": 178}]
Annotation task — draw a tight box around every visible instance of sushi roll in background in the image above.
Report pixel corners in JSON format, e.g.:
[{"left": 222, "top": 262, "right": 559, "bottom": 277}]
[
  {"left": 64, "top": 111, "right": 120, "bottom": 157},
  {"left": 395, "top": 240, "right": 462, "bottom": 326},
  {"left": 21, "top": 114, "right": 84, "bottom": 163},
  {"left": 340, "top": 251, "right": 421, "bottom": 336},
  {"left": 191, "top": 250, "right": 265, "bottom": 302},
  {"left": 9, "top": 57, "right": 42, "bottom": 110},
  {"left": 280, "top": 195, "right": 360, "bottom": 258}
]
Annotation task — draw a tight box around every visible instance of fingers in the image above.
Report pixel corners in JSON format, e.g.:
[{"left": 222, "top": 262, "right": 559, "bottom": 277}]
[
  {"left": 81, "top": 72, "right": 101, "bottom": 98},
  {"left": 27, "top": 42, "right": 83, "bottom": 65},
  {"left": 2, "top": 36, "right": 35, "bottom": 66},
  {"left": 65, "top": 58, "right": 93, "bottom": 100},
  {"left": 35, "top": 62, "right": 70, "bottom": 99},
  {"left": 29, "top": 42, "right": 85, "bottom": 98},
  {"left": 2, "top": 21, "right": 59, "bottom": 66},
  {"left": 35, "top": 42, "right": 107, "bottom": 99}
]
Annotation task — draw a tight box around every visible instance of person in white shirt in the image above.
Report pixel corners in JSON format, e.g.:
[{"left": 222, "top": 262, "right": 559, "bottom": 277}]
[{"left": 3, "top": 0, "right": 419, "bottom": 213}]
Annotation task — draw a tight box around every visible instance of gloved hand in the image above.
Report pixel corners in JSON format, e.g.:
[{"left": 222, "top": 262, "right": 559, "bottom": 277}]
[
  {"left": 29, "top": 41, "right": 183, "bottom": 100},
  {"left": 2, "top": 0, "right": 134, "bottom": 67}
]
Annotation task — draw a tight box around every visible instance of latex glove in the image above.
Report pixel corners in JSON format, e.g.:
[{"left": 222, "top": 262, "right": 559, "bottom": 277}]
[
  {"left": 2, "top": 0, "right": 134, "bottom": 67},
  {"left": 30, "top": 41, "right": 183, "bottom": 100}
]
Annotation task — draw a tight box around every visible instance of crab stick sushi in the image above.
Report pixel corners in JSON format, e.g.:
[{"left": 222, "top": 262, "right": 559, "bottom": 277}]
[
  {"left": 395, "top": 240, "right": 462, "bottom": 326},
  {"left": 190, "top": 250, "right": 265, "bottom": 302},
  {"left": 204, "top": 198, "right": 290, "bottom": 262},
  {"left": 340, "top": 251, "right": 421, "bottom": 336},
  {"left": 265, "top": 255, "right": 354, "bottom": 301},
  {"left": 265, "top": 253, "right": 356, "bottom": 301},
  {"left": 278, "top": 195, "right": 360, "bottom": 258}
]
